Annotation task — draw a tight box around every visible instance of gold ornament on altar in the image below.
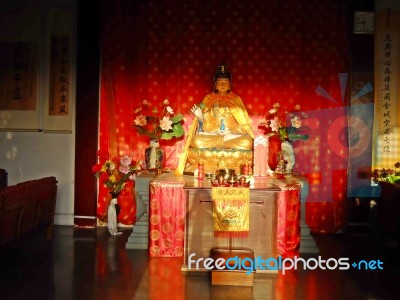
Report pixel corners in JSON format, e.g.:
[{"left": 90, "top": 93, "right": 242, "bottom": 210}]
[{"left": 274, "top": 151, "right": 288, "bottom": 175}]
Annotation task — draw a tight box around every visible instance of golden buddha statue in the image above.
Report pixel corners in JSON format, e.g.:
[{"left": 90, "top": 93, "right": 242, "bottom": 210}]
[{"left": 175, "top": 65, "right": 254, "bottom": 175}]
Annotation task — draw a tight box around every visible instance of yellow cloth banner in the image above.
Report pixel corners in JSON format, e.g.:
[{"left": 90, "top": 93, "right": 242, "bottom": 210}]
[
  {"left": 373, "top": 10, "right": 400, "bottom": 168},
  {"left": 212, "top": 186, "right": 250, "bottom": 236}
]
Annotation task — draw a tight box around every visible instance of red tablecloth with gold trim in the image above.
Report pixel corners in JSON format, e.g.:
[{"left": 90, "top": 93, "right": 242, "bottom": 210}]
[
  {"left": 276, "top": 183, "right": 301, "bottom": 258},
  {"left": 149, "top": 180, "right": 186, "bottom": 257}
]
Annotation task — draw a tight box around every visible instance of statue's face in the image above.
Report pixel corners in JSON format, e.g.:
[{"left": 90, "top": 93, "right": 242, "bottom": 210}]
[{"left": 215, "top": 78, "right": 231, "bottom": 94}]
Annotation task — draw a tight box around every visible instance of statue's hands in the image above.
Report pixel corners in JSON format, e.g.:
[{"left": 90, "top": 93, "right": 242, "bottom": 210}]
[
  {"left": 191, "top": 104, "right": 204, "bottom": 121},
  {"left": 218, "top": 128, "right": 231, "bottom": 135}
]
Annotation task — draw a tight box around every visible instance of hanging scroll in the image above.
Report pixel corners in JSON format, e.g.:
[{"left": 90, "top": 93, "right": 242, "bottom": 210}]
[
  {"left": 49, "top": 34, "right": 70, "bottom": 117},
  {"left": 373, "top": 10, "right": 400, "bottom": 168},
  {"left": 0, "top": 10, "right": 40, "bottom": 131},
  {"left": 44, "top": 9, "right": 74, "bottom": 133},
  {"left": 0, "top": 42, "right": 37, "bottom": 111}
]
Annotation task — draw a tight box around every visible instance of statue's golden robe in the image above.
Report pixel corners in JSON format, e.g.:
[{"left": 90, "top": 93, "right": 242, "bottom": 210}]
[{"left": 175, "top": 92, "right": 254, "bottom": 175}]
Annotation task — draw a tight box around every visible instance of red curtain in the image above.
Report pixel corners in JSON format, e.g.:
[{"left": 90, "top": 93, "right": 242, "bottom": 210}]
[{"left": 99, "top": 0, "right": 351, "bottom": 232}]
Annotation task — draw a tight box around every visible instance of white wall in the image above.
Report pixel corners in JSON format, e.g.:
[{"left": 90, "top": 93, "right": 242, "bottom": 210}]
[{"left": 0, "top": 131, "right": 75, "bottom": 225}]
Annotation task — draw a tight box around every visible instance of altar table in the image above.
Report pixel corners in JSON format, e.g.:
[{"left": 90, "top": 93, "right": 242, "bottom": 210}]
[{"left": 148, "top": 173, "right": 302, "bottom": 262}]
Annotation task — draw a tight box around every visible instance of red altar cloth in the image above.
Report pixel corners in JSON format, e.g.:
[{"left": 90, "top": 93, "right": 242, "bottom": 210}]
[
  {"left": 148, "top": 180, "right": 186, "bottom": 257},
  {"left": 148, "top": 175, "right": 301, "bottom": 258},
  {"left": 276, "top": 183, "right": 301, "bottom": 258}
]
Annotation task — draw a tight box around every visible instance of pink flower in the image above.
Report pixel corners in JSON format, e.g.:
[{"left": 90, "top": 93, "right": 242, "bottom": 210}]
[
  {"left": 119, "top": 165, "right": 130, "bottom": 174},
  {"left": 120, "top": 155, "right": 132, "bottom": 166},
  {"left": 160, "top": 116, "right": 173, "bottom": 131},
  {"left": 291, "top": 116, "right": 302, "bottom": 128},
  {"left": 94, "top": 155, "right": 142, "bottom": 194},
  {"left": 269, "top": 116, "right": 280, "bottom": 132},
  {"left": 109, "top": 162, "right": 116, "bottom": 171},
  {"left": 269, "top": 108, "right": 277, "bottom": 114},
  {"left": 134, "top": 115, "right": 147, "bottom": 126}
]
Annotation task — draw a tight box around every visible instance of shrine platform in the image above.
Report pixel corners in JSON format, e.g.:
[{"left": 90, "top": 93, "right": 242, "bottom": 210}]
[{"left": 126, "top": 172, "right": 318, "bottom": 266}]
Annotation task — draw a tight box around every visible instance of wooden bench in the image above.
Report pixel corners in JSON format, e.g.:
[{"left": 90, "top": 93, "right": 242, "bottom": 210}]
[
  {"left": 0, "top": 169, "right": 7, "bottom": 190},
  {"left": 0, "top": 177, "right": 58, "bottom": 247}
]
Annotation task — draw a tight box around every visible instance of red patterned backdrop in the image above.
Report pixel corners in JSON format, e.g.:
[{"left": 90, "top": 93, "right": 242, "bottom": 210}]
[{"left": 98, "top": 0, "right": 351, "bottom": 232}]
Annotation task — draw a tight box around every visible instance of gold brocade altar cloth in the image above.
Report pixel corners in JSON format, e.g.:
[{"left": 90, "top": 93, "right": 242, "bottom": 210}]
[{"left": 212, "top": 186, "right": 250, "bottom": 237}]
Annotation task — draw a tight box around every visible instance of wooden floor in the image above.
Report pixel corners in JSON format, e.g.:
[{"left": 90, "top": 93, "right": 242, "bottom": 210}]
[{"left": 0, "top": 225, "right": 399, "bottom": 300}]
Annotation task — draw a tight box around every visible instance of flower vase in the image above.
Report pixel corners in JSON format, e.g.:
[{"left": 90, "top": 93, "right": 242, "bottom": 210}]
[
  {"left": 267, "top": 135, "right": 282, "bottom": 171},
  {"left": 108, "top": 192, "right": 121, "bottom": 236},
  {"left": 110, "top": 192, "right": 121, "bottom": 216},
  {"left": 145, "top": 139, "right": 165, "bottom": 170},
  {"left": 281, "top": 141, "right": 295, "bottom": 173}
]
